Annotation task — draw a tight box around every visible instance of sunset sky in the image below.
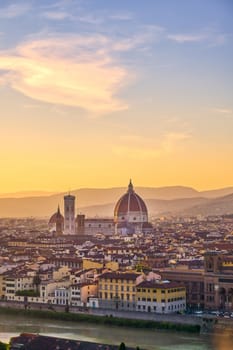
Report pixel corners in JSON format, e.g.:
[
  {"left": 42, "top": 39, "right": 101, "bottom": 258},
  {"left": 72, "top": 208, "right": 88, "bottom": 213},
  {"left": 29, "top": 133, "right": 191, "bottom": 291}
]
[{"left": 0, "top": 0, "right": 233, "bottom": 193}]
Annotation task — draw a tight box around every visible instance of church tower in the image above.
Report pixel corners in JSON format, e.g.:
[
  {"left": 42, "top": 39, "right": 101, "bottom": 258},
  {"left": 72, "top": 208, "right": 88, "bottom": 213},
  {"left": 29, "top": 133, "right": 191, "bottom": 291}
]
[
  {"left": 64, "top": 194, "right": 76, "bottom": 234},
  {"left": 55, "top": 206, "right": 64, "bottom": 236}
]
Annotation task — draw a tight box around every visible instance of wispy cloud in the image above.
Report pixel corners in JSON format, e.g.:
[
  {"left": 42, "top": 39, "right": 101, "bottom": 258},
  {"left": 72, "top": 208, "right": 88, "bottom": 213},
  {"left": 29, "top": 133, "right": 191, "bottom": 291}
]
[
  {"left": 0, "top": 34, "right": 132, "bottom": 115},
  {"left": 211, "top": 108, "right": 233, "bottom": 116},
  {"left": 113, "top": 132, "right": 191, "bottom": 160},
  {"left": 167, "top": 29, "right": 228, "bottom": 46},
  {"left": 167, "top": 33, "right": 207, "bottom": 43},
  {"left": 77, "top": 14, "right": 103, "bottom": 25},
  {"left": 0, "top": 3, "right": 31, "bottom": 18},
  {"left": 39, "top": 0, "right": 73, "bottom": 10},
  {"left": 109, "top": 12, "right": 133, "bottom": 21},
  {"left": 112, "top": 25, "right": 164, "bottom": 52},
  {"left": 42, "top": 11, "right": 73, "bottom": 20}
]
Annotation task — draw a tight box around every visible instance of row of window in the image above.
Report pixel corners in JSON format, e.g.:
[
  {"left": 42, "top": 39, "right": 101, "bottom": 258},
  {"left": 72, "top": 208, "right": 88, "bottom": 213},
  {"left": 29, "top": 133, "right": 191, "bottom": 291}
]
[
  {"left": 206, "top": 284, "right": 214, "bottom": 293},
  {"left": 138, "top": 297, "right": 184, "bottom": 303},
  {"left": 137, "top": 303, "right": 185, "bottom": 311},
  {"left": 71, "top": 291, "right": 80, "bottom": 295},
  {"left": 100, "top": 279, "right": 134, "bottom": 284},
  {"left": 99, "top": 284, "right": 135, "bottom": 292},
  {"left": 137, "top": 288, "right": 185, "bottom": 293},
  {"left": 206, "top": 295, "right": 215, "bottom": 302},
  {"left": 87, "top": 224, "right": 113, "bottom": 228},
  {"left": 55, "top": 291, "right": 69, "bottom": 297},
  {"left": 99, "top": 292, "right": 134, "bottom": 301},
  {"left": 138, "top": 297, "right": 157, "bottom": 302}
]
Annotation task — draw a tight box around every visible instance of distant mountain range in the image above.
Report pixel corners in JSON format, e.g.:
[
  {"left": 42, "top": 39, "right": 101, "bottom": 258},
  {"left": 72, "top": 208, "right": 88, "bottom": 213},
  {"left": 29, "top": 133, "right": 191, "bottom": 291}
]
[
  {"left": 0, "top": 186, "right": 233, "bottom": 218},
  {"left": 0, "top": 191, "right": 56, "bottom": 198}
]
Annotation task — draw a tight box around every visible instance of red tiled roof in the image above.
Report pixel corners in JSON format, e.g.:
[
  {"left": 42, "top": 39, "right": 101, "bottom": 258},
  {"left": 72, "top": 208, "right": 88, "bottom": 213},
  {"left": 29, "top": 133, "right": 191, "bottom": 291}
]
[{"left": 99, "top": 271, "right": 141, "bottom": 280}]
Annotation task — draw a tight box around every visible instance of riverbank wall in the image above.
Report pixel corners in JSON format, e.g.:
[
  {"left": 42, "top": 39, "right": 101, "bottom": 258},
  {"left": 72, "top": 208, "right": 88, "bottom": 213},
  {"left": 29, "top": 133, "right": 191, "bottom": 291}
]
[{"left": 0, "top": 300, "right": 218, "bottom": 333}]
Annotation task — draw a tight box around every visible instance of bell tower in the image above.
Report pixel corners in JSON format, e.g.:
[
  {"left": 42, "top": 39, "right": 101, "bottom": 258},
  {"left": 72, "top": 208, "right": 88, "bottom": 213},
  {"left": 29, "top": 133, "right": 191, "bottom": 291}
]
[
  {"left": 64, "top": 194, "right": 76, "bottom": 234},
  {"left": 204, "top": 252, "right": 222, "bottom": 273}
]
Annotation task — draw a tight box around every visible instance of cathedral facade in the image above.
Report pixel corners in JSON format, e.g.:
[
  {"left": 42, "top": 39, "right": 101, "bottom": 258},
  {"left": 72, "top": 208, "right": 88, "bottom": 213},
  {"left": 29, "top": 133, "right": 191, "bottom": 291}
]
[{"left": 49, "top": 181, "right": 152, "bottom": 236}]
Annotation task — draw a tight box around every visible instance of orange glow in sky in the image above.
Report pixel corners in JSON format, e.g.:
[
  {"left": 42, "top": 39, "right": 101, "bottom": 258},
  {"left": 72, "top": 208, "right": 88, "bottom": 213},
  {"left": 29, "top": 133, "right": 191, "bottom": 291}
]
[{"left": 0, "top": 1, "right": 232, "bottom": 192}]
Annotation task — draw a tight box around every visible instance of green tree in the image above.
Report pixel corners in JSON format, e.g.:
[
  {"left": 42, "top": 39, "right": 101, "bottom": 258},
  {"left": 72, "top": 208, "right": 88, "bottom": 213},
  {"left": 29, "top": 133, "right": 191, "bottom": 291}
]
[
  {"left": 119, "top": 342, "right": 126, "bottom": 350},
  {"left": 15, "top": 290, "right": 39, "bottom": 297},
  {"left": 33, "top": 272, "right": 41, "bottom": 293},
  {"left": 0, "top": 342, "right": 8, "bottom": 350}
]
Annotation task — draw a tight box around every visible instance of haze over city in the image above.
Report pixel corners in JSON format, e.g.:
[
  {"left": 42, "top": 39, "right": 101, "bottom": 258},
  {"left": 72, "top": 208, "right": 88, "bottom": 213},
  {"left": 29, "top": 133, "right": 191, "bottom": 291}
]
[{"left": 0, "top": 0, "right": 232, "bottom": 194}]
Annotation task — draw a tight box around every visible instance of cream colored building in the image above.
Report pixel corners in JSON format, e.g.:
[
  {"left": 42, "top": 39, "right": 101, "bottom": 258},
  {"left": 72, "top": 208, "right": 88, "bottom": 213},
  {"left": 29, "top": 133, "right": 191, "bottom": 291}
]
[
  {"left": 98, "top": 271, "right": 144, "bottom": 311},
  {"left": 136, "top": 280, "right": 186, "bottom": 313}
]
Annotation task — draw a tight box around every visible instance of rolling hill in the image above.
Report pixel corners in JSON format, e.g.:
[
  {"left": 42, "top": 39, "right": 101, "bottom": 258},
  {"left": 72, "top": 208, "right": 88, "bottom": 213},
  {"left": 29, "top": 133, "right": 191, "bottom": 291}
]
[{"left": 0, "top": 186, "right": 232, "bottom": 218}]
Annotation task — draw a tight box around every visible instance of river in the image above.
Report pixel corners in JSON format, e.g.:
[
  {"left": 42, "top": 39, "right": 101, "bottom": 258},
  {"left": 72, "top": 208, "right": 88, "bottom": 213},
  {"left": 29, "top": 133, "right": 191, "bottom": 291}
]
[{"left": 0, "top": 313, "right": 218, "bottom": 350}]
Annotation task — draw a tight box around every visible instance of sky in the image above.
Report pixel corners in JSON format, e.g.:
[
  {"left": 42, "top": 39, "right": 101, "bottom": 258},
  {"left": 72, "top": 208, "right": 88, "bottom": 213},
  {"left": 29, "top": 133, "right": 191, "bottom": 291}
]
[{"left": 0, "top": 0, "right": 233, "bottom": 193}]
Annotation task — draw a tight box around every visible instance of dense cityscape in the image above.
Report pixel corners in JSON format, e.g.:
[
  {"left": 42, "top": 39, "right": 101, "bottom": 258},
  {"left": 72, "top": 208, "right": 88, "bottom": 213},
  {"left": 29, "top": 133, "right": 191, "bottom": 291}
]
[
  {"left": 1, "top": 185, "right": 233, "bottom": 349},
  {"left": 0, "top": 183, "right": 233, "bottom": 325},
  {"left": 1, "top": 0, "right": 233, "bottom": 349}
]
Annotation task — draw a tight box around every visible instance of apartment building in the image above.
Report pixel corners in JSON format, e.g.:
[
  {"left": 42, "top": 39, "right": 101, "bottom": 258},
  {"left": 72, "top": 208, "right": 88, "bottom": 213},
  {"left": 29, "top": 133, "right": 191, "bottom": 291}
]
[{"left": 136, "top": 280, "right": 186, "bottom": 313}]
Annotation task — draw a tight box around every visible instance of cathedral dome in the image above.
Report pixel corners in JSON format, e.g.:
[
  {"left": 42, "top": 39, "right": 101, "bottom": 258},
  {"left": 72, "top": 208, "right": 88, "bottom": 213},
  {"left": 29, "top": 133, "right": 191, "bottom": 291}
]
[
  {"left": 48, "top": 206, "right": 64, "bottom": 225},
  {"left": 114, "top": 180, "right": 148, "bottom": 224}
]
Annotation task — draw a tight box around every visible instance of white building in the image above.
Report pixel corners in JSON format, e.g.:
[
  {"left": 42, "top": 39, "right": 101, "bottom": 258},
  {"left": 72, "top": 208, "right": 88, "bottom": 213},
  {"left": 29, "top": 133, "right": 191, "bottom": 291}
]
[{"left": 54, "top": 287, "right": 70, "bottom": 305}]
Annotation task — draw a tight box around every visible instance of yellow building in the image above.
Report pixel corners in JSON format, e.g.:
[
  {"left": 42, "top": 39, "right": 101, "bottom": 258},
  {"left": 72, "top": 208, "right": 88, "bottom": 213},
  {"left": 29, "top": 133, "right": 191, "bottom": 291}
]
[
  {"left": 83, "top": 259, "right": 119, "bottom": 271},
  {"left": 98, "top": 271, "right": 144, "bottom": 311},
  {"left": 53, "top": 266, "right": 71, "bottom": 281},
  {"left": 136, "top": 281, "right": 186, "bottom": 314}
]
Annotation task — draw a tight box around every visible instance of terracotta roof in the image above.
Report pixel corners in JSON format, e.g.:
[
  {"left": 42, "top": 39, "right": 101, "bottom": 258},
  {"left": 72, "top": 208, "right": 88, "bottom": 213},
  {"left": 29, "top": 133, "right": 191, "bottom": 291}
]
[
  {"left": 99, "top": 271, "right": 141, "bottom": 280},
  {"left": 114, "top": 181, "right": 147, "bottom": 218},
  {"left": 10, "top": 333, "right": 137, "bottom": 350}
]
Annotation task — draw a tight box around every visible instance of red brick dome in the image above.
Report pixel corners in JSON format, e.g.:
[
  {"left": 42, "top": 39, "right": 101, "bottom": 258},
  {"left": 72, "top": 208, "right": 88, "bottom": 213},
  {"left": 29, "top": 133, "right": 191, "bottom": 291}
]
[
  {"left": 48, "top": 206, "right": 64, "bottom": 225},
  {"left": 114, "top": 180, "right": 148, "bottom": 223}
]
